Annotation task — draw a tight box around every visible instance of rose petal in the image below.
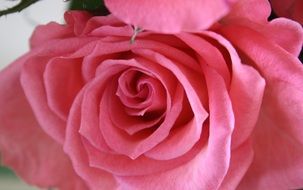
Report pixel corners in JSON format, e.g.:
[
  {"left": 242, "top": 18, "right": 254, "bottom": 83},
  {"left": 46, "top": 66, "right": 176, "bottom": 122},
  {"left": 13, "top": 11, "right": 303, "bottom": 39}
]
[
  {"left": 223, "top": 0, "right": 271, "bottom": 24},
  {"left": 64, "top": 89, "right": 118, "bottom": 189},
  {"left": 100, "top": 81, "right": 183, "bottom": 159},
  {"left": 104, "top": 0, "right": 237, "bottom": 33},
  {"left": 21, "top": 56, "right": 66, "bottom": 143},
  {"left": 109, "top": 87, "right": 165, "bottom": 135},
  {"left": 85, "top": 132, "right": 205, "bottom": 176},
  {"left": 201, "top": 31, "right": 265, "bottom": 149},
  {"left": 260, "top": 18, "right": 303, "bottom": 56},
  {"left": 116, "top": 68, "right": 166, "bottom": 116},
  {"left": 219, "top": 24, "right": 303, "bottom": 189},
  {"left": 145, "top": 118, "right": 200, "bottom": 160},
  {"left": 99, "top": 59, "right": 182, "bottom": 157},
  {"left": 0, "top": 56, "right": 88, "bottom": 190},
  {"left": 68, "top": 88, "right": 204, "bottom": 179},
  {"left": 79, "top": 63, "right": 127, "bottom": 153},
  {"left": 221, "top": 1, "right": 302, "bottom": 57},
  {"left": 64, "top": 11, "right": 93, "bottom": 36},
  {"left": 44, "top": 57, "right": 84, "bottom": 120},
  {"left": 144, "top": 95, "right": 195, "bottom": 160},
  {"left": 219, "top": 140, "right": 254, "bottom": 189},
  {"left": 133, "top": 49, "right": 208, "bottom": 117},
  {"left": 20, "top": 36, "right": 98, "bottom": 143},
  {"left": 178, "top": 33, "right": 231, "bottom": 86},
  {"left": 30, "top": 22, "right": 73, "bottom": 49},
  {"left": 81, "top": 39, "right": 201, "bottom": 83},
  {"left": 116, "top": 64, "right": 234, "bottom": 189}
]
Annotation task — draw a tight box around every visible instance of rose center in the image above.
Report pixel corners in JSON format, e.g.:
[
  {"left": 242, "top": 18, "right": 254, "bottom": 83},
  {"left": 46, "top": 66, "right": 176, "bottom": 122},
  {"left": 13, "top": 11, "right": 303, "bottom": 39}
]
[{"left": 116, "top": 68, "right": 166, "bottom": 118}]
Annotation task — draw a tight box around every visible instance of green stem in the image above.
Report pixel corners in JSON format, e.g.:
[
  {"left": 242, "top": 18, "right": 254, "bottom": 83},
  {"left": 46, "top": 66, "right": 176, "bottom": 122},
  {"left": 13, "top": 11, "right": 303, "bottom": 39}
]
[{"left": 0, "top": 0, "right": 40, "bottom": 17}]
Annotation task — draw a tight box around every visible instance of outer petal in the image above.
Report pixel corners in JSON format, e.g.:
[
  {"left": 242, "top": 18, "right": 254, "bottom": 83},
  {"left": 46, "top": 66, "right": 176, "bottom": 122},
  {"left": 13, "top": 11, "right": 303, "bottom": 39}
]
[
  {"left": 104, "top": 0, "right": 237, "bottom": 33},
  {"left": 200, "top": 31, "right": 265, "bottom": 149},
  {"left": 21, "top": 38, "right": 97, "bottom": 143},
  {"left": 30, "top": 11, "right": 92, "bottom": 48},
  {"left": 223, "top": 0, "right": 271, "bottom": 24},
  {"left": 0, "top": 56, "right": 87, "bottom": 190},
  {"left": 259, "top": 18, "right": 303, "bottom": 56},
  {"left": 64, "top": 87, "right": 118, "bottom": 190},
  {"left": 219, "top": 24, "right": 303, "bottom": 189},
  {"left": 220, "top": 0, "right": 302, "bottom": 57},
  {"left": 219, "top": 140, "right": 254, "bottom": 190}
]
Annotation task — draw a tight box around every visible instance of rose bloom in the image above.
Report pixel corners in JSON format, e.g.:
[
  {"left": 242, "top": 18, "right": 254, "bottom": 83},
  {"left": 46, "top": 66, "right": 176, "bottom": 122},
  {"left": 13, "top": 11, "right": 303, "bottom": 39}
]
[
  {"left": 270, "top": 0, "right": 303, "bottom": 25},
  {"left": 0, "top": 1, "right": 303, "bottom": 190}
]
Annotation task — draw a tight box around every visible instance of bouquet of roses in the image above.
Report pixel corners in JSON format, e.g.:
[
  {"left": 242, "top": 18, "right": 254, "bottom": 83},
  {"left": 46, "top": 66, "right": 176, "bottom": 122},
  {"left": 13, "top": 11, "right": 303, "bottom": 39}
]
[{"left": 0, "top": 0, "right": 302, "bottom": 189}]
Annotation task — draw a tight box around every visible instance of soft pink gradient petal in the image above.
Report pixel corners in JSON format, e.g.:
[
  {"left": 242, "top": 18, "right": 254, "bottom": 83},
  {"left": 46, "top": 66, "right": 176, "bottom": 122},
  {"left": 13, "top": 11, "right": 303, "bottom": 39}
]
[
  {"left": 219, "top": 24, "right": 303, "bottom": 189},
  {"left": 104, "top": 0, "right": 237, "bottom": 33},
  {"left": 270, "top": 0, "right": 303, "bottom": 24},
  {"left": 30, "top": 22, "right": 73, "bottom": 49},
  {"left": 84, "top": 131, "right": 205, "bottom": 177},
  {"left": 20, "top": 37, "right": 97, "bottom": 143},
  {"left": 95, "top": 59, "right": 184, "bottom": 159},
  {"left": 67, "top": 85, "right": 205, "bottom": 181},
  {"left": 133, "top": 49, "right": 208, "bottom": 122},
  {"left": 260, "top": 18, "right": 303, "bottom": 56},
  {"left": 144, "top": 118, "right": 199, "bottom": 160},
  {"left": 229, "top": 65, "right": 265, "bottom": 149},
  {"left": 79, "top": 65, "right": 127, "bottom": 153},
  {"left": 223, "top": 0, "right": 271, "bottom": 23},
  {"left": 201, "top": 31, "right": 265, "bottom": 149},
  {"left": 64, "top": 89, "right": 118, "bottom": 189},
  {"left": 30, "top": 11, "right": 96, "bottom": 48},
  {"left": 228, "top": 18, "right": 303, "bottom": 57},
  {"left": 76, "top": 56, "right": 207, "bottom": 177},
  {"left": 116, "top": 64, "right": 234, "bottom": 189},
  {"left": 100, "top": 81, "right": 183, "bottom": 159},
  {"left": 20, "top": 56, "right": 66, "bottom": 143},
  {"left": 116, "top": 68, "right": 167, "bottom": 117},
  {"left": 44, "top": 57, "right": 84, "bottom": 121},
  {"left": 223, "top": 7, "right": 303, "bottom": 57},
  {"left": 219, "top": 140, "right": 254, "bottom": 189},
  {"left": 178, "top": 33, "right": 231, "bottom": 86},
  {"left": 64, "top": 11, "right": 93, "bottom": 36},
  {"left": 0, "top": 56, "right": 88, "bottom": 190},
  {"left": 109, "top": 87, "right": 165, "bottom": 135}
]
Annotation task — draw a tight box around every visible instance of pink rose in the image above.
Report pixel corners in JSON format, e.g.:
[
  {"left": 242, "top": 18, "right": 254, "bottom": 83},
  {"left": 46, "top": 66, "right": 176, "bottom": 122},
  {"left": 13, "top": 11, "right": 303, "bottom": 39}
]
[
  {"left": 270, "top": 0, "right": 303, "bottom": 24},
  {"left": 0, "top": 1, "right": 303, "bottom": 189},
  {"left": 104, "top": 0, "right": 238, "bottom": 33}
]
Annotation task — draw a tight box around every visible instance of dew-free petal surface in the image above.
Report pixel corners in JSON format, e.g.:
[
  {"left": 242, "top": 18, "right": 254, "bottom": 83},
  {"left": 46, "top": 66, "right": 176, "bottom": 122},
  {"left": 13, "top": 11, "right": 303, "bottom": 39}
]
[
  {"left": 105, "top": 0, "right": 237, "bottom": 33},
  {"left": 219, "top": 24, "right": 303, "bottom": 190},
  {"left": 0, "top": 55, "right": 88, "bottom": 190}
]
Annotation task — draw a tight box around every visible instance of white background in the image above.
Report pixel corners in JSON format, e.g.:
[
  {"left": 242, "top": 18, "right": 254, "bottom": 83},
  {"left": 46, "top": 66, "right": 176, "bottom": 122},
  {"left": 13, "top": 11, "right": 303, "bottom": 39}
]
[{"left": 0, "top": 0, "right": 68, "bottom": 70}]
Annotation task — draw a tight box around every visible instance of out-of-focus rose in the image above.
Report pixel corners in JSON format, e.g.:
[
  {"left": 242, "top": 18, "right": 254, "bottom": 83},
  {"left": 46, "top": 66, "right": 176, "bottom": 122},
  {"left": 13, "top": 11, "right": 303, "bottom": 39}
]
[
  {"left": 270, "top": 0, "right": 303, "bottom": 24},
  {"left": 104, "top": 0, "right": 238, "bottom": 33},
  {"left": 0, "top": 0, "right": 303, "bottom": 189}
]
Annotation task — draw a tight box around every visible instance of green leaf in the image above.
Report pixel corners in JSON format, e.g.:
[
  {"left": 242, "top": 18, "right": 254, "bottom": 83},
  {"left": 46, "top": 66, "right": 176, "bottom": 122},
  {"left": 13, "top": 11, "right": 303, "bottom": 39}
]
[
  {"left": 69, "top": 0, "right": 109, "bottom": 15},
  {"left": 0, "top": 166, "right": 15, "bottom": 177},
  {"left": 0, "top": 0, "right": 40, "bottom": 17}
]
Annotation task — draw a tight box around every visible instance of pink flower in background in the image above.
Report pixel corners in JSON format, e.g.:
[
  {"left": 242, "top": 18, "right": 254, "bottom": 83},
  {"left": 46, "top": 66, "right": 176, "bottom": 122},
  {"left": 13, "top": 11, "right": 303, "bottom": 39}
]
[
  {"left": 270, "top": 0, "right": 303, "bottom": 24},
  {"left": 0, "top": 0, "right": 302, "bottom": 189},
  {"left": 104, "top": 0, "right": 238, "bottom": 33}
]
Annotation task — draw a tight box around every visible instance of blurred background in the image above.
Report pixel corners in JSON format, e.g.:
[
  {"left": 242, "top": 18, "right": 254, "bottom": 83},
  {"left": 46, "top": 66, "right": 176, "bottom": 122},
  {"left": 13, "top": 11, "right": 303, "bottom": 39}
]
[
  {"left": 0, "top": 0, "right": 67, "bottom": 69},
  {"left": 0, "top": 0, "right": 67, "bottom": 189}
]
